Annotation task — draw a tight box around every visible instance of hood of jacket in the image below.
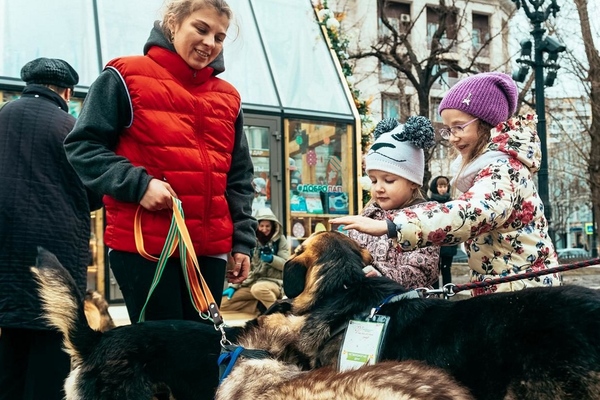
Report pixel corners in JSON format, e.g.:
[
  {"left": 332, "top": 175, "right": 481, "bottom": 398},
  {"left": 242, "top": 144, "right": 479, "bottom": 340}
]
[
  {"left": 142, "top": 20, "right": 225, "bottom": 76},
  {"left": 428, "top": 176, "right": 452, "bottom": 199},
  {"left": 487, "top": 113, "right": 541, "bottom": 173},
  {"left": 255, "top": 207, "right": 283, "bottom": 239}
]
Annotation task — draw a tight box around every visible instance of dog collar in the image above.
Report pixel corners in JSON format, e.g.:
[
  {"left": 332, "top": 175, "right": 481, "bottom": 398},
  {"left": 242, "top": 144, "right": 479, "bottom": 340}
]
[
  {"left": 218, "top": 345, "right": 271, "bottom": 383},
  {"left": 368, "top": 290, "right": 421, "bottom": 319}
]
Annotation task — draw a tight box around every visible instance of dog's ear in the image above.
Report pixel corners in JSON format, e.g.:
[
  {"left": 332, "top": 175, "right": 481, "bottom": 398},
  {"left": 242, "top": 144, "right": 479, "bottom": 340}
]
[
  {"left": 35, "top": 246, "right": 64, "bottom": 270},
  {"left": 283, "top": 260, "right": 307, "bottom": 299}
]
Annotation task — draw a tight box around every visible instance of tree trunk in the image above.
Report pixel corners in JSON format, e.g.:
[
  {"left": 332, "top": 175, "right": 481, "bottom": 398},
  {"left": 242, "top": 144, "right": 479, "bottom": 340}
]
[{"left": 573, "top": 0, "right": 600, "bottom": 256}]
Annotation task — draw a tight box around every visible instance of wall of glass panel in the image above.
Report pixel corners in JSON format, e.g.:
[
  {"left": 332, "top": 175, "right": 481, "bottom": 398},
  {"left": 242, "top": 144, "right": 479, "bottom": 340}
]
[{"left": 0, "top": 0, "right": 359, "bottom": 300}]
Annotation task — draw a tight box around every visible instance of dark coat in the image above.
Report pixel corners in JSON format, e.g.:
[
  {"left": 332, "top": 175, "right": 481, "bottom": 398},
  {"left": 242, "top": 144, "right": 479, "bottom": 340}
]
[
  {"left": 0, "top": 85, "right": 100, "bottom": 330},
  {"left": 429, "top": 176, "right": 458, "bottom": 258}
]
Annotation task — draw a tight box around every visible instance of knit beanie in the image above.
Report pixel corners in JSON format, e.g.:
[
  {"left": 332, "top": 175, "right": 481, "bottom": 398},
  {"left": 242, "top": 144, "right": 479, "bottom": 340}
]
[
  {"left": 365, "top": 116, "right": 435, "bottom": 185},
  {"left": 438, "top": 72, "right": 518, "bottom": 126},
  {"left": 20, "top": 57, "right": 79, "bottom": 89}
]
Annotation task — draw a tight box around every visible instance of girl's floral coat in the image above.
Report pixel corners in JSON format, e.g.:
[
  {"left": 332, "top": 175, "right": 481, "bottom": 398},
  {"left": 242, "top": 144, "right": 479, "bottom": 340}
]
[
  {"left": 348, "top": 202, "right": 440, "bottom": 289},
  {"left": 392, "top": 114, "right": 561, "bottom": 296}
]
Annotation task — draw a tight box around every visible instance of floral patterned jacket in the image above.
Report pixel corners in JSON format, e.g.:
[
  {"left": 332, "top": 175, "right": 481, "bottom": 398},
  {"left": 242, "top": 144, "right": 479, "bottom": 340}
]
[
  {"left": 348, "top": 202, "right": 440, "bottom": 288},
  {"left": 392, "top": 114, "right": 561, "bottom": 296}
]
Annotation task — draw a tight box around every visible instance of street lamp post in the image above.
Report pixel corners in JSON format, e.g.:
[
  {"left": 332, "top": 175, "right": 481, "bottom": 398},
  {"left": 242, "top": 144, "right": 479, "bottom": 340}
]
[{"left": 512, "top": 0, "right": 565, "bottom": 244}]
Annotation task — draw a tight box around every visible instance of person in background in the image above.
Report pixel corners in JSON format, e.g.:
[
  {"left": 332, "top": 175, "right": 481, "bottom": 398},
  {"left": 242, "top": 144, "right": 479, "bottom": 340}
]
[
  {"left": 332, "top": 72, "right": 561, "bottom": 296},
  {"left": 64, "top": 0, "right": 256, "bottom": 324},
  {"left": 0, "top": 58, "right": 101, "bottom": 400},
  {"left": 345, "top": 116, "right": 440, "bottom": 289},
  {"left": 428, "top": 176, "right": 458, "bottom": 288},
  {"left": 222, "top": 208, "right": 290, "bottom": 315}
]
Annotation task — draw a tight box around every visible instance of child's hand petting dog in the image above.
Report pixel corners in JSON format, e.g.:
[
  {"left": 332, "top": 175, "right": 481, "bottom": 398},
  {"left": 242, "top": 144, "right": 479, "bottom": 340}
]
[{"left": 363, "top": 265, "right": 382, "bottom": 277}]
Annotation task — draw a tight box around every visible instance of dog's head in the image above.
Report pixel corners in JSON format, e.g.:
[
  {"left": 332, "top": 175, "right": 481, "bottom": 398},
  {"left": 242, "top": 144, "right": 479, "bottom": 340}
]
[{"left": 283, "top": 231, "right": 373, "bottom": 314}]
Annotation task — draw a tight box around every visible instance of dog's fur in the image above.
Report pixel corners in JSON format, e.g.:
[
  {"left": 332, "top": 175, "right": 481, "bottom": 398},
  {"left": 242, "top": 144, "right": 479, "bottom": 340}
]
[
  {"left": 216, "top": 312, "right": 474, "bottom": 400},
  {"left": 282, "top": 231, "right": 600, "bottom": 400},
  {"left": 84, "top": 289, "right": 116, "bottom": 332},
  {"left": 33, "top": 247, "right": 475, "bottom": 400},
  {"left": 32, "top": 248, "right": 248, "bottom": 400}
]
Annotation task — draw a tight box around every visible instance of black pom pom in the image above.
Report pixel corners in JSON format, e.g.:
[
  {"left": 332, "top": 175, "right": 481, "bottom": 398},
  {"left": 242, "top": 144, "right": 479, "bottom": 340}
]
[
  {"left": 373, "top": 118, "right": 399, "bottom": 141},
  {"left": 391, "top": 115, "right": 435, "bottom": 150}
]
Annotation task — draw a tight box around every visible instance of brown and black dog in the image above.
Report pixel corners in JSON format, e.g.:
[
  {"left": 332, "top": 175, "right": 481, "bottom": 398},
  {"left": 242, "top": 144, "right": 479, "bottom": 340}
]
[{"left": 281, "top": 231, "right": 600, "bottom": 400}]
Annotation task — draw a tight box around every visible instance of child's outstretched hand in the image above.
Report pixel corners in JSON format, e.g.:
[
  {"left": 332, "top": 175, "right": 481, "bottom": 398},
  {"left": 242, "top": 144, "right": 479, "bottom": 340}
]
[{"left": 329, "top": 216, "right": 388, "bottom": 236}]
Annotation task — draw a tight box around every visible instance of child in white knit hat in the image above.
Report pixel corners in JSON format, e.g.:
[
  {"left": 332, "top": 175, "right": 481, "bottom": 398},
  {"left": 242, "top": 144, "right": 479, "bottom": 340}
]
[{"left": 345, "top": 116, "right": 440, "bottom": 288}]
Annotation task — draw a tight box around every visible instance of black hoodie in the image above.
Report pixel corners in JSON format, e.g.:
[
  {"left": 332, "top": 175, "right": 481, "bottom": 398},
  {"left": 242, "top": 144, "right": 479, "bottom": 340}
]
[{"left": 428, "top": 176, "right": 458, "bottom": 257}]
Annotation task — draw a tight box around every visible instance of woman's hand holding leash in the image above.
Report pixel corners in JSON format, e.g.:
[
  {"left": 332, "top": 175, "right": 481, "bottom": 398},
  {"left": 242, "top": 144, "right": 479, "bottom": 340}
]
[
  {"left": 228, "top": 253, "right": 250, "bottom": 284},
  {"left": 140, "top": 178, "right": 177, "bottom": 211},
  {"left": 330, "top": 216, "right": 388, "bottom": 236}
]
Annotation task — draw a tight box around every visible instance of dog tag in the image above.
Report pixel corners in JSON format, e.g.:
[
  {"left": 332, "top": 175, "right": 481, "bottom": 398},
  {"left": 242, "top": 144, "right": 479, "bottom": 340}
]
[{"left": 338, "top": 316, "right": 390, "bottom": 372}]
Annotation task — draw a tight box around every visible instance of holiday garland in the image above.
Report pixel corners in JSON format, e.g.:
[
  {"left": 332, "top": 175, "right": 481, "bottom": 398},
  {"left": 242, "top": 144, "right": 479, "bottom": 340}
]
[{"left": 313, "top": 0, "right": 374, "bottom": 153}]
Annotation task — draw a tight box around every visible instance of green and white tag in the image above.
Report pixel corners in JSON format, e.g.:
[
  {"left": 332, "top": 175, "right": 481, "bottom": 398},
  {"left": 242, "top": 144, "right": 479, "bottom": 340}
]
[{"left": 338, "top": 315, "right": 390, "bottom": 372}]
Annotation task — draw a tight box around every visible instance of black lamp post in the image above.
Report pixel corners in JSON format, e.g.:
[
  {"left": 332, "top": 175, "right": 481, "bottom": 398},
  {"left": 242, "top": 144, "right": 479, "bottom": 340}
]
[{"left": 511, "top": 0, "right": 565, "bottom": 244}]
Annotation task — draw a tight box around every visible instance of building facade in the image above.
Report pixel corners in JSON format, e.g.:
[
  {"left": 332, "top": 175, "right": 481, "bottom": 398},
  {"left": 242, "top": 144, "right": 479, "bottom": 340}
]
[
  {"left": 547, "top": 96, "right": 593, "bottom": 250},
  {"left": 325, "top": 0, "right": 514, "bottom": 177}
]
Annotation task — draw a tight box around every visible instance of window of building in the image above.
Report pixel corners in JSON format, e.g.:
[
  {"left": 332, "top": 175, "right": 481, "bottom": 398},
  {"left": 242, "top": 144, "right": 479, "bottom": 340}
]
[
  {"left": 431, "top": 65, "right": 458, "bottom": 91},
  {"left": 430, "top": 97, "right": 443, "bottom": 124},
  {"left": 380, "top": 62, "right": 397, "bottom": 81},
  {"left": 378, "top": 1, "right": 411, "bottom": 37},
  {"left": 472, "top": 13, "right": 490, "bottom": 57},
  {"left": 426, "top": 6, "right": 457, "bottom": 50},
  {"left": 382, "top": 94, "right": 401, "bottom": 120},
  {"left": 474, "top": 63, "right": 490, "bottom": 73}
]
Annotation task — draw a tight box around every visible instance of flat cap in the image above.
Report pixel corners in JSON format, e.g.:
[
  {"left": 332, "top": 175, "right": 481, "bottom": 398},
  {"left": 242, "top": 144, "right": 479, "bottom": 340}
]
[{"left": 20, "top": 57, "right": 79, "bottom": 88}]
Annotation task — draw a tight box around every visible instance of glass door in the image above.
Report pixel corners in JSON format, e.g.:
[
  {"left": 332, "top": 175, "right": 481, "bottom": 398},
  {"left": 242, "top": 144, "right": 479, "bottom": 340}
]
[{"left": 244, "top": 116, "right": 282, "bottom": 223}]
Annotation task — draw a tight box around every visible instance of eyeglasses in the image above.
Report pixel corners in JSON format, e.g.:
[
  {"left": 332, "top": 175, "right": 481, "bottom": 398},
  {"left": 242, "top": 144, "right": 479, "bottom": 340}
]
[{"left": 439, "top": 118, "right": 479, "bottom": 140}]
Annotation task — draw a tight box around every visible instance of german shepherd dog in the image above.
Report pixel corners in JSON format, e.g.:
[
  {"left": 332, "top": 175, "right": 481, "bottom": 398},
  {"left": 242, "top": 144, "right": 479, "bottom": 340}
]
[
  {"left": 282, "top": 231, "right": 600, "bottom": 400},
  {"left": 33, "top": 247, "right": 474, "bottom": 400},
  {"left": 31, "top": 248, "right": 251, "bottom": 400}
]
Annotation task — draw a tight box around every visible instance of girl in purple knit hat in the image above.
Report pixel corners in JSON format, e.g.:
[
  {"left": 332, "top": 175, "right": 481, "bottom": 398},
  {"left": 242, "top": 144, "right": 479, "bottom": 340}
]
[{"left": 333, "top": 71, "right": 561, "bottom": 296}]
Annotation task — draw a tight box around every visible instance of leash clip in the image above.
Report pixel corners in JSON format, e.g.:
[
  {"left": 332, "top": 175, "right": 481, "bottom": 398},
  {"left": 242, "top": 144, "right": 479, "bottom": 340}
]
[
  {"left": 368, "top": 307, "right": 378, "bottom": 320},
  {"left": 218, "top": 324, "right": 232, "bottom": 348}
]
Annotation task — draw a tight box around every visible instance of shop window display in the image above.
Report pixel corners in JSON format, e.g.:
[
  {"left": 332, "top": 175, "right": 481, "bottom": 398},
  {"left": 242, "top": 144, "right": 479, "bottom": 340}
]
[{"left": 286, "top": 119, "right": 354, "bottom": 249}]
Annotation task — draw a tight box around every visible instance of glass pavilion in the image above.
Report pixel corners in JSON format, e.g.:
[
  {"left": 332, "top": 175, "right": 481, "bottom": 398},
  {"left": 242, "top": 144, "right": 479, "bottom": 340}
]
[{"left": 0, "top": 0, "right": 360, "bottom": 301}]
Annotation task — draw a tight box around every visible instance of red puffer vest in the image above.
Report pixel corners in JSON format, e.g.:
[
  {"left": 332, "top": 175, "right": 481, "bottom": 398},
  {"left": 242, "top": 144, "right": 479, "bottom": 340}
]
[{"left": 103, "top": 47, "right": 241, "bottom": 257}]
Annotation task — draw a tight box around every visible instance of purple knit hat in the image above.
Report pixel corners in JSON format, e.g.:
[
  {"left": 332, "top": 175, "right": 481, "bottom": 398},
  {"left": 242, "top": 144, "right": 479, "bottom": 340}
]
[{"left": 438, "top": 72, "right": 518, "bottom": 126}]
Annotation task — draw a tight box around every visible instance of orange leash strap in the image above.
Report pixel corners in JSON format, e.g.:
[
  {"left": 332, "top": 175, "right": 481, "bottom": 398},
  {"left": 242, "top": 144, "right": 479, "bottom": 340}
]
[
  {"left": 134, "top": 206, "right": 178, "bottom": 261},
  {"left": 133, "top": 198, "right": 223, "bottom": 326}
]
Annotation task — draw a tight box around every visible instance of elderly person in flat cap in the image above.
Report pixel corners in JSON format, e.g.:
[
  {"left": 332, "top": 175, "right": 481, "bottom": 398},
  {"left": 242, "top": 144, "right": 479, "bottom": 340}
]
[{"left": 0, "top": 57, "right": 102, "bottom": 400}]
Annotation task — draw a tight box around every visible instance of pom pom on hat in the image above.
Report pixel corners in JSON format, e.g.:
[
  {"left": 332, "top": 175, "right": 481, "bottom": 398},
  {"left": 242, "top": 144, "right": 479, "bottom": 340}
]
[
  {"left": 438, "top": 72, "right": 518, "bottom": 126},
  {"left": 365, "top": 115, "right": 435, "bottom": 185},
  {"left": 20, "top": 57, "right": 79, "bottom": 89},
  {"left": 373, "top": 118, "right": 400, "bottom": 141}
]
